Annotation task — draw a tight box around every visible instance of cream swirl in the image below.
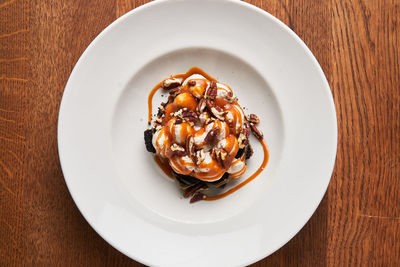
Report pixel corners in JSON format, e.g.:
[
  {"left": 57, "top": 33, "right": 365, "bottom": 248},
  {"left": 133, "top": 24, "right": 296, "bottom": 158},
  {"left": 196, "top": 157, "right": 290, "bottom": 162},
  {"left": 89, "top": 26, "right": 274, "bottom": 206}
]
[{"left": 152, "top": 70, "right": 248, "bottom": 181}]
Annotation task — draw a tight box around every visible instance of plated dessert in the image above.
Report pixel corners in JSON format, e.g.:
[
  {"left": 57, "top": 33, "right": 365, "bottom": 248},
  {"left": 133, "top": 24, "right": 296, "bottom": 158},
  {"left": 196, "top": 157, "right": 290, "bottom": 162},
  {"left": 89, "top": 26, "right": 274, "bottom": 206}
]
[{"left": 144, "top": 67, "right": 268, "bottom": 203}]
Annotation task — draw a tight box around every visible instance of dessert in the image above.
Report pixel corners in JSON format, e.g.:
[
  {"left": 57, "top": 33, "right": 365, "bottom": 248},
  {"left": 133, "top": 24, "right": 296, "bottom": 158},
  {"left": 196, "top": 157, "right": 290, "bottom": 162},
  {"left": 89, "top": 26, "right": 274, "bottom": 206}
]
[{"left": 144, "top": 67, "right": 268, "bottom": 203}]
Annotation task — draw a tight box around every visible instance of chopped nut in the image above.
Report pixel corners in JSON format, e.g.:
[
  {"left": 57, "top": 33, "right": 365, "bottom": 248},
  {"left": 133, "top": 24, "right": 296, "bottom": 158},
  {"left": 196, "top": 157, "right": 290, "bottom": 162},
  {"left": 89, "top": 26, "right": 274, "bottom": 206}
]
[
  {"left": 220, "top": 150, "right": 227, "bottom": 161},
  {"left": 194, "top": 149, "right": 206, "bottom": 165},
  {"left": 181, "top": 109, "right": 198, "bottom": 123},
  {"left": 198, "top": 112, "right": 209, "bottom": 125},
  {"left": 190, "top": 192, "right": 206, "bottom": 203},
  {"left": 196, "top": 98, "right": 207, "bottom": 114},
  {"left": 185, "top": 135, "right": 195, "bottom": 156},
  {"left": 211, "top": 107, "right": 225, "bottom": 120},
  {"left": 171, "top": 143, "right": 185, "bottom": 151},
  {"left": 187, "top": 80, "right": 196, "bottom": 87},
  {"left": 168, "top": 87, "right": 181, "bottom": 97},
  {"left": 225, "top": 91, "right": 238, "bottom": 103},
  {"left": 226, "top": 96, "right": 238, "bottom": 103},
  {"left": 162, "top": 77, "right": 181, "bottom": 90},
  {"left": 205, "top": 116, "right": 216, "bottom": 125},
  {"left": 213, "top": 147, "right": 230, "bottom": 169},
  {"left": 238, "top": 132, "right": 247, "bottom": 149},
  {"left": 250, "top": 123, "right": 263, "bottom": 140},
  {"left": 204, "top": 81, "right": 217, "bottom": 100},
  {"left": 204, "top": 128, "right": 220, "bottom": 144},
  {"left": 172, "top": 108, "right": 197, "bottom": 123},
  {"left": 243, "top": 121, "right": 250, "bottom": 139},
  {"left": 172, "top": 109, "right": 183, "bottom": 118},
  {"left": 170, "top": 143, "right": 186, "bottom": 156},
  {"left": 246, "top": 113, "right": 260, "bottom": 124},
  {"left": 206, "top": 100, "right": 226, "bottom": 120}
]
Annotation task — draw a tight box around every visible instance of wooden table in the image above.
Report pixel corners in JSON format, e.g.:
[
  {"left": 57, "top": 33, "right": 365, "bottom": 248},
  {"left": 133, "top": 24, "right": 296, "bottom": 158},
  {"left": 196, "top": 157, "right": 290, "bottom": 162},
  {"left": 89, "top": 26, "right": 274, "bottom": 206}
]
[{"left": 1, "top": 0, "right": 399, "bottom": 266}]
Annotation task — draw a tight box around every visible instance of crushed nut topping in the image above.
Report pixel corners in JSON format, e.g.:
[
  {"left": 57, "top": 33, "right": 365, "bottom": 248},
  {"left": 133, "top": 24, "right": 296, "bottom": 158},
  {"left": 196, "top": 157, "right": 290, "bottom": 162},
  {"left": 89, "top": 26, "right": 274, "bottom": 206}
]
[
  {"left": 181, "top": 109, "right": 198, "bottom": 123},
  {"left": 205, "top": 128, "right": 220, "bottom": 144},
  {"left": 145, "top": 67, "right": 268, "bottom": 204},
  {"left": 204, "top": 81, "right": 218, "bottom": 100},
  {"left": 206, "top": 100, "right": 226, "bottom": 120},
  {"left": 194, "top": 149, "right": 206, "bottom": 165},
  {"left": 162, "top": 77, "right": 181, "bottom": 90},
  {"left": 186, "top": 135, "right": 195, "bottom": 156},
  {"left": 246, "top": 113, "right": 260, "bottom": 125},
  {"left": 225, "top": 91, "right": 238, "bottom": 103},
  {"left": 213, "top": 147, "right": 231, "bottom": 169},
  {"left": 238, "top": 132, "right": 247, "bottom": 149},
  {"left": 250, "top": 123, "right": 263, "bottom": 140},
  {"left": 187, "top": 80, "right": 196, "bottom": 87},
  {"left": 169, "top": 143, "right": 186, "bottom": 156},
  {"left": 168, "top": 87, "right": 182, "bottom": 97},
  {"left": 196, "top": 98, "right": 207, "bottom": 114}
]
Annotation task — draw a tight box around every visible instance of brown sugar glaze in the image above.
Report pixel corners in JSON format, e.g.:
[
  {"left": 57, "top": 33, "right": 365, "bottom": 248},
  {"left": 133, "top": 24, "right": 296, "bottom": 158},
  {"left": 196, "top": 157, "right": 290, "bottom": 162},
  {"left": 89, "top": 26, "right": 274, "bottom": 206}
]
[{"left": 148, "top": 67, "right": 269, "bottom": 201}]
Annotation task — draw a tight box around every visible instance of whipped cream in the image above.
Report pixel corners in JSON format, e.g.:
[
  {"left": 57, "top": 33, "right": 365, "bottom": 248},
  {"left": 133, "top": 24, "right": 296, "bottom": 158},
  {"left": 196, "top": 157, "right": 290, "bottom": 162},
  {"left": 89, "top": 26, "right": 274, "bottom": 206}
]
[{"left": 152, "top": 73, "right": 248, "bottom": 181}]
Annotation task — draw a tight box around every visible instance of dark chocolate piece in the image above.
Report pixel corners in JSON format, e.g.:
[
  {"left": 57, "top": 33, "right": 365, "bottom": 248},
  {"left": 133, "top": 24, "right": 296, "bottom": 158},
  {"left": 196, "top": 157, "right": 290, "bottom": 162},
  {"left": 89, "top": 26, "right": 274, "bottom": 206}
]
[{"left": 144, "top": 129, "right": 156, "bottom": 153}]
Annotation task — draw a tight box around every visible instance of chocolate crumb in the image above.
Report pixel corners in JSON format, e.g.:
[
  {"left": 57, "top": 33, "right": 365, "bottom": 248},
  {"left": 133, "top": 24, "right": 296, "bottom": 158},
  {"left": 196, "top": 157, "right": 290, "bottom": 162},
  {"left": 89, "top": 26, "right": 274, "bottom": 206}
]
[
  {"left": 246, "top": 144, "right": 253, "bottom": 159},
  {"left": 236, "top": 148, "right": 244, "bottom": 159},
  {"left": 144, "top": 129, "right": 156, "bottom": 153}
]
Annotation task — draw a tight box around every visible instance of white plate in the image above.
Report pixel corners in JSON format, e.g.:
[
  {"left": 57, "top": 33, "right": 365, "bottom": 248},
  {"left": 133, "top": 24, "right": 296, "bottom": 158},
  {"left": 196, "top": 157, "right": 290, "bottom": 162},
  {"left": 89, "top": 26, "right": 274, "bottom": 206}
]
[{"left": 58, "top": 0, "right": 337, "bottom": 266}]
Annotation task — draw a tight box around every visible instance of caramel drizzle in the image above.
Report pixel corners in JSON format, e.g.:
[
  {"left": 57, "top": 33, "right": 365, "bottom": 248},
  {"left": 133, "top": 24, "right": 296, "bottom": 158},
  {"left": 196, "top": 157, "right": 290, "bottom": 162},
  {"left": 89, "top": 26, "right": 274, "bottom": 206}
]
[
  {"left": 148, "top": 67, "right": 217, "bottom": 123},
  {"left": 148, "top": 67, "right": 269, "bottom": 201},
  {"left": 153, "top": 155, "right": 174, "bottom": 179},
  {"left": 204, "top": 139, "right": 269, "bottom": 201}
]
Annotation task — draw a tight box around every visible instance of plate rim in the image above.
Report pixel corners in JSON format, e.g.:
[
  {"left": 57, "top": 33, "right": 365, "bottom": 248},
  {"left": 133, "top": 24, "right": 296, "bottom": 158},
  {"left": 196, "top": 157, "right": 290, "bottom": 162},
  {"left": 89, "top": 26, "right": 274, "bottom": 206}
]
[{"left": 58, "top": 0, "right": 338, "bottom": 265}]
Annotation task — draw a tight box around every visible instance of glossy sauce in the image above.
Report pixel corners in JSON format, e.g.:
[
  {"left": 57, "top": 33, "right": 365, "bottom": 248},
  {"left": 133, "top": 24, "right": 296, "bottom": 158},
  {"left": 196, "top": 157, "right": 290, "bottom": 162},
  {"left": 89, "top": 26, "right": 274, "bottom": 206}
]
[
  {"left": 148, "top": 67, "right": 217, "bottom": 123},
  {"left": 154, "top": 155, "right": 174, "bottom": 179},
  {"left": 148, "top": 67, "right": 269, "bottom": 200},
  {"left": 204, "top": 139, "right": 269, "bottom": 201}
]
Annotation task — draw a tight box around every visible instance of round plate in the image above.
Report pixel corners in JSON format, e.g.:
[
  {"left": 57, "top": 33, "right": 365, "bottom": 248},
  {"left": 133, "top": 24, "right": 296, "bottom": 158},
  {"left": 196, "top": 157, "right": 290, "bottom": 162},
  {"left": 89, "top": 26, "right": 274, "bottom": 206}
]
[{"left": 58, "top": 0, "right": 337, "bottom": 266}]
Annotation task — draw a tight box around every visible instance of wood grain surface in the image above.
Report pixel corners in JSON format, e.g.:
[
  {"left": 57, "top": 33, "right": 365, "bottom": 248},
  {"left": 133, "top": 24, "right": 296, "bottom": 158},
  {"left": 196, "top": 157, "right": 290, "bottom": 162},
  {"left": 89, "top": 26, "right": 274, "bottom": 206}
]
[{"left": 0, "top": 0, "right": 399, "bottom": 266}]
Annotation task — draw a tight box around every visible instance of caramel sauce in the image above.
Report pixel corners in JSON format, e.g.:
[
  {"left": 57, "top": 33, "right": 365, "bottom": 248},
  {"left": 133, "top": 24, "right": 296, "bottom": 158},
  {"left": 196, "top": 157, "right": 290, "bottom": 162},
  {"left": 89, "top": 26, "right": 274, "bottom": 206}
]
[
  {"left": 154, "top": 155, "right": 174, "bottom": 179},
  {"left": 148, "top": 67, "right": 269, "bottom": 200},
  {"left": 204, "top": 139, "right": 269, "bottom": 201},
  {"left": 148, "top": 67, "right": 217, "bottom": 123},
  {"left": 214, "top": 97, "right": 229, "bottom": 108}
]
